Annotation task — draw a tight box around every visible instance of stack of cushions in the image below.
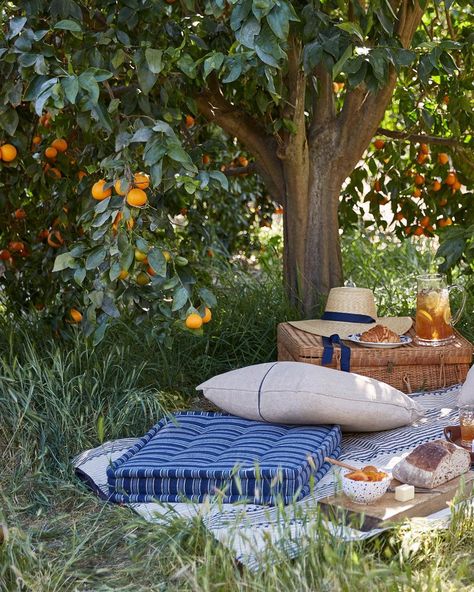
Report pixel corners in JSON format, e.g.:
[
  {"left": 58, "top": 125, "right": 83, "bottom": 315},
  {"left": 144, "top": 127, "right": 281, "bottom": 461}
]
[
  {"left": 197, "top": 362, "right": 424, "bottom": 432},
  {"left": 107, "top": 412, "right": 342, "bottom": 505}
]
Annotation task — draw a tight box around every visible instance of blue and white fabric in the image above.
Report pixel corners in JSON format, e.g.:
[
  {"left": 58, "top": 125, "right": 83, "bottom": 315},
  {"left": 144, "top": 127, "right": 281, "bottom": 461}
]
[
  {"left": 106, "top": 412, "right": 341, "bottom": 505},
  {"left": 73, "top": 385, "right": 473, "bottom": 571}
]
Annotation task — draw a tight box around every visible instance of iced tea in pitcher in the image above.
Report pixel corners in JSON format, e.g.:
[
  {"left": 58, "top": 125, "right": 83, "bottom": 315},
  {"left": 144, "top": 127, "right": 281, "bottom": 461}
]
[{"left": 415, "top": 274, "right": 466, "bottom": 346}]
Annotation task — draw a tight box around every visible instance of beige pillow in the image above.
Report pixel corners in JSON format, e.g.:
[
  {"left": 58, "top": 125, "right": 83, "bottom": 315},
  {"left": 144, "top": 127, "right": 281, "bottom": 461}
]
[
  {"left": 197, "top": 362, "right": 424, "bottom": 432},
  {"left": 459, "top": 364, "right": 474, "bottom": 406}
]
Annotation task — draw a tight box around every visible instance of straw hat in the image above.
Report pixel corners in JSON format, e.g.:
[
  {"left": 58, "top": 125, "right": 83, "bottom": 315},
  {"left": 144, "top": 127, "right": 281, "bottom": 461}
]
[{"left": 289, "top": 287, "right": 412, "bottom": 339}]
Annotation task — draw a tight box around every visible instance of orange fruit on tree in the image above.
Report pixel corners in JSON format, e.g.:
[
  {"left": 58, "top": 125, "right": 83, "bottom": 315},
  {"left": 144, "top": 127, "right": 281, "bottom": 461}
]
[
  {"left": 412, "top": 187, "right": 422, "bottom": 198},
  {"left": 51, "top": 138, "right": 68, "bottom": 153},
  {"left": 77, "top": 170, "right": 87, "bottom": 181},
  {"left": 413, "top": 226, "right": 424, "bottom": 236},
  {"left": 146, "top": 265, "right": 156, "bottom": 277},
  {"left": 0, "top": 144, "right": 18, "bottom": 162},
  {"left": 395, "top": 212, "right": 405, "bottom": 221},
  {"left": 114, "top": 179, "right": 129, "bottom": 195},
  {"left": 438, "top": 197, "right": 448, "bottom": 207},
  {"left": 112, "top": 211, "right": 123, "bottom": 233},
  {"left": 202, "top": 307, "right": 212, "bottom": 324},
  {"left": 445, "top": 172, "right": 456, "bottom": 185},
  {"left": 238, "top": 156, "right": 249, "bottom": 167},
  {"left": 47, "top": 167, "right": 62, "bottom": 179},
  {"left": 69, "top": 308, "right": 83, "bottom": 323},
  {"left": 136, "top": 271, "right": 150, "bottom": 286},
  {"left": 373, "top": 139, "right": 385, "bottom": 150},
  {"left": 133, "top": 172, "right": 150, "bottom": 190},
  {"left": 185, "top": 313, "right": 203, "bottom": 330},
  {"left": 47, "top": 230, "right": 64, "bottom": 248},
  {"left": 420, "top": 215, "right": 430, "bottom": 228},
  {"left": 32, "top": 135, "right": 41, "bottom": 145},
  {"left": 439, "top": 217, "right": 453, "bottom": 227},
  {"left": 452, "top": 180, "right": 462, "bottom": 192},
  {"left": 0, "top": 249, "right": 11, "bottom": 260},
  {"left": 9, "top": 241, "right": 24, "bottom": 252},
  {"left": 14, "top": 208, "right": 26, "bottom": 220},
  {"left": 404, "top": 226, "right": 412, "bottom": 236},
  {"left": 126, "top": 188, "right": 147, "bottom": 207},
  {"left": 414, "top": 173, "right": 425, "bottom": 186},
  {"left": 425, "top": 225, "right": 434, "bottom": 233},
  {"left": 420, "top": 143, "right": 429, "bottom": 155},
  {"left": 417, "top": 153, "right": 428, "bottom": 165},
  {"left": 134, "top": 248, "right": 147, "bottom": 262},
  {"left": 118, "top": 270, "right": 129, "bottom": 280},
  {"left": 437, "top": 153, "right": 449, "bottom": 165},
  {"left": 202, "top": 154, "right": 211, "bottom": 165},
  {"left": 373, "top": 180, "right": 381, "bottom": 192},
  {"left": 91, "top": 179, "right": 112, "bottom": 200},
  {"left": 431, "top": 180, "right": 442, "bottom": 192},
  {"left": 45, "top": 146, "right": 58, "bottom": 160},
  {"left": 185, "top": 114, "right": 195, "bottom": 128}
]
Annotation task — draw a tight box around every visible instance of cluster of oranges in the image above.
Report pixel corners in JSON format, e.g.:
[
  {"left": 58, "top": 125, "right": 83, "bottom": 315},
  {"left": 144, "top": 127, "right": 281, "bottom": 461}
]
[
  {"left": 41, "top": 137, "right": 68, "bottom": 178},
  {"left": 91, "top": 172, "right": 150, "bottom": 208},
  {"left": 185, "top": 308, "right": 212, "bottom": 330},
  {"left": 220, "top": 155, "right": 249, "bottom": 173}
]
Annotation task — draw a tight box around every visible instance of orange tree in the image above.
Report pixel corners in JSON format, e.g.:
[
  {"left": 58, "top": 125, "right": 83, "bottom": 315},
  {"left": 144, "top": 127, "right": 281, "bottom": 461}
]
[{"left": 0, "top": 1, "right": 472, "bottom": 341}]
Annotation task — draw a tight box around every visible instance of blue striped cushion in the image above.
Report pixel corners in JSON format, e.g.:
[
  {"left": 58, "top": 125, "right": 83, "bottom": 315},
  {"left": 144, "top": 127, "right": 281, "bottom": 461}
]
[{"left": 106, "top": 412, "right": 341, "bottom": 505}]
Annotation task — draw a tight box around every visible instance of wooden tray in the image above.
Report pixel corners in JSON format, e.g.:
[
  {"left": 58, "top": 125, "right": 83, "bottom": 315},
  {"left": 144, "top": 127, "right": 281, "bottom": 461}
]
[
  {"left": 319, "top": 472, "right": 474, "bottom": 531},
  {"left": 444, "top": 425, "right": 474, "bottom": 462},
  {"left": 278, "top": 322, "right": 473, "bottom": 393}
]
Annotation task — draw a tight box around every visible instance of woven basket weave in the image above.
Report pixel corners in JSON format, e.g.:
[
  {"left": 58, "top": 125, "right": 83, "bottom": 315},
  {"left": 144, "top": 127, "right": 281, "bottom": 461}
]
[{"left": 277, "top": 322, "right": 473, "bottom": 394}]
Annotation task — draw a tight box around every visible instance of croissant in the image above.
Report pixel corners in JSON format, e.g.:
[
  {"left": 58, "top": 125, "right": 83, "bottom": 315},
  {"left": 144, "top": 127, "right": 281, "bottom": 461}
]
[{"left": 360, "top": 324, "right": 401, "bottom": 343}]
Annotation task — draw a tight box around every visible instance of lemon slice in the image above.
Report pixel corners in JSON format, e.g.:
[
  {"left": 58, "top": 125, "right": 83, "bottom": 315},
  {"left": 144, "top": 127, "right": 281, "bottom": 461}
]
[
  {"left": 424, "top": 290, "right": 440, "bottom": 309},
  {"left": 417, "top": 309, "right": 433, "bottom": 323}
]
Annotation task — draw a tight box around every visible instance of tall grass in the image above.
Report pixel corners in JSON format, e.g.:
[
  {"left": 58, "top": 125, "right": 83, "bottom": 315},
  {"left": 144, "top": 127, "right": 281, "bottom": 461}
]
[{"left": 1, "top": 232, "right": 474, "bottom": 591}]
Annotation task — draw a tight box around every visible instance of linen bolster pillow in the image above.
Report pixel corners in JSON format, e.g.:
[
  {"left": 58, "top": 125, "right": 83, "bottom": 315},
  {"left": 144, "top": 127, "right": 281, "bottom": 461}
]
[
  {"left": 197, "top": 361, "right": 424, "bottom": 432},
  {"left": 459, "top": 364, "right": 474, "bottom": 406}
]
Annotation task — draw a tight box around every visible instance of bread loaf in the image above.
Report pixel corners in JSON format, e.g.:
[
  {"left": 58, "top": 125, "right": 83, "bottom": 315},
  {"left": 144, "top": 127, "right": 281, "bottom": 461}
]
[{"left": 392, "top": 440, "right": 471, "bottom": 489}]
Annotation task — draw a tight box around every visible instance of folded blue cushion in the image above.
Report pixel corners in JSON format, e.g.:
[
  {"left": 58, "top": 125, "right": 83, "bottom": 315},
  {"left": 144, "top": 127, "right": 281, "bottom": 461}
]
[{"left": 107, "top": 412, "right": 341, "bottom": 505}]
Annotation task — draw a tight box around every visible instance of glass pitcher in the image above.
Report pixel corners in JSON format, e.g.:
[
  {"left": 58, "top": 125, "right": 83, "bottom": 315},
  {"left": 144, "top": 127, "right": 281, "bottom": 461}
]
[{"left": 415, "top": 274, "right": 466, "bottom": 346}]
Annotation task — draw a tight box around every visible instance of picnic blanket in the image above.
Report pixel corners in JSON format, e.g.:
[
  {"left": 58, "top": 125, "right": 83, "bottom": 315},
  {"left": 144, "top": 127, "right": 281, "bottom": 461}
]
[{"left": 73, "top": 384, "right": 472, "bottom": 570}]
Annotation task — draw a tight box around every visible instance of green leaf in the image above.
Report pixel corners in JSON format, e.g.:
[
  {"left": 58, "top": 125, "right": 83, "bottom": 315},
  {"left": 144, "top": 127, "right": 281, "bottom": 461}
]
[
  {"left": 203, "top": 52, "right": 224, "bottom": 79},
  {"left": 9, "top": 17, "right": 27, "bottom": 38},
  {"left": 198, "top": 287, "right": 217, "bottom": 308},
  {"left": 92, "top": 321, "right": 108, "bottom": 346},
  {"left": 177, "top": 53, "right": 197, "bottom": 79},
  {"left": 53, "top": 252, "right": 75, "bottom": 272},
  {"left": 137, "top": 63, "right": 158, "bottom": 95},
  {"left": 74, "top": 267, "right": 86, "bottom": 286},
  {"left": 120, "top": 245, "right": 134, "bottom": 270},
  {"left": 267, "top": 5, "right": 290, "bottom": 40},
  {"left": 86, "top": 248, "right": 106, "bottom": 270},
  {"left": 62, "top": 75, "right": 79, "bottom": 103},
  {"left": 54, "top": 19, "right": 82, "bottom": 32},
  {"left": 236, "top": 17, "right": 261, "bottom": 49},
  {"left": 145, "top": 48, "right": 163, "bottom": 74},
  {"left": 303, "top": 41, "right": 323, "bottom": 72},
  {"left": 111, "top": 48, "right": 126, "bottom": 70},
  {"left": 148, "top": 249, "right": 167, "bottom": 277},
  {"left": 0, "top": 108, "right": 19, "bottom": 136},
  {"left": 209, "top": 170, "right": 229, "bottom": 191},
  {"left": 78, "top": 71, "right": 99, "bottom": 103},
  {"left": 172, "top": 286, "right": 189, "bottom": 311},
  {"left": 336, "top": 22, "right": 364, "bottom": 42},
  {"left": 333, "top": 44, "right": 353, "bottom": 79}
]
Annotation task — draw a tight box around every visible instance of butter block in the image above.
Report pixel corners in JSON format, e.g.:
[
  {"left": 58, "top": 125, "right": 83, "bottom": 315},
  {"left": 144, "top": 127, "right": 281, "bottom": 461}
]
[{"left": 395, "top": 483, "right": 415, "bottom": 502}]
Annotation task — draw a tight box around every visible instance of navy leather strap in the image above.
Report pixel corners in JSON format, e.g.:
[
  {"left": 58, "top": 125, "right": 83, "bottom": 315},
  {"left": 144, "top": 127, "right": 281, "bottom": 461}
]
[
  {"left": 321, "top": 311, "right": 375, "bottom": 372},
  {"left": 321, "top": 311, "right": 376, "bottom": 324}
]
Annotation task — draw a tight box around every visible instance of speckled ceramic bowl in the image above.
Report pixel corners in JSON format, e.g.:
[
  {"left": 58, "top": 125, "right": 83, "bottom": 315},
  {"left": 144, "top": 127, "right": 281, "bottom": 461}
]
[{"left": 341, "top": 469, "right": 392, "bottom": 504}]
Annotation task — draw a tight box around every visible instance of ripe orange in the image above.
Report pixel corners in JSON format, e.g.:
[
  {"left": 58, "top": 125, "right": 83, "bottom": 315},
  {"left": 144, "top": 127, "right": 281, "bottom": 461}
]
[
  {"left": 414, "top": 174, "right": 425, "bottom": 186},
  {"left": 413, "top": 226, "right": 424, "bottom": 236},
  {"left": 32, "top": 135, "right": 41, "bottom": 145},
  {"left": 445, "top": 172, "right": 456, "bottom": 186},
  {"left": 185, "top": 114, "right": 195, "bottom": 128},
  {"left": 92, "top": 179, "right": 112, "bottom": 200},
  {"left": 412, "top": 188, "right": 422, "bottom": 198},
  {"left": 77, "top": 170, "right": 87, "bottom": 181},
  {"left": 136, "top": 271, "right": 150, "bottom": 286},
  {"left": 185, "top": 313, "right": 203, "bottom": 329},
  {"left": 417, "top": 153, "right": 428, "bottom": 165},
  {"left": 47, "top": 230, "right": 64, "bottom": 248},
  {"left": 395, "top": 212, "right": 405, "bottom": 221},
  {"left": 438, "top": 197, "right": 448, "bottom": 207},
  {"left": 114, "top": 179, "right": 129, "bottom": 195},
  {"left": 0, "top": 249, "right": 11, "bottom": 260},
  {"left": 14, "top": 208, "right": 26, "bottom": 220},
  {"left": 238, "top": 156, "right": 249, "bottom": 167},
  {"left": 452, "top": 180, "right": 462, "bottom": 192},
  {"left": 45, "top": 146, "right": 58, "bottom": 160},
  {"left": 274, "top": 207, "right": 284, "bottom": 215},
  {"left": 431, "top": 180, "right": 442, "bottom": 192},
  {"left": 420, "top": 143, "right": 429, "bottom": 155},
  {"left": 425, "top": 225, "right": 434, "bottom": 233},
  {"left": 133, "top": 172, "right": 150, "bottom": 190},
  {"left": 404, "top": 226, "right": 412, "bottom": 236},
  {"left": 51, "top": 138, "right": 68, "bottom": 153},
  {"left": 118, "top": 270, "right": 129, "bottom": 280},
  {"left": 202, "top": 154, "right": 211, "bottom": 165},
  {"left": 373, "top": 139, "right": 385, "bottom": 150},
  {"left": 38, "top": 229, "right": 49, "bottom": 241},
  {"left": 47, "top": 167, "right": 62, "bottom": 179},
  {"left": 439, "top": 217, "right": 453, "bottom": 227},
  {"left": 202, "top": 307, "right": 212, "bottom": 324},
  {"left": 0, "top": 144, "right": 18, "bottom": 162},
  {"left": 420, "top": 216, "right": 430, "bottom": 228},
  {"left": 9, "top": 241, "right": 24, "bottom": 252},
  {"left": 39, "top": 113, "right": 52, "bottom": 127},
  {"left": 146, "top": 265, "right": 156, "bottom": 277},
  {"left": 112, "top": 211, "right": 123, "bottom": 233},
  {"left": 437, "top": 153, "right": 449, "bottom": 165},
  {"left": 134, "top": 249, "right": 147, "bottom": 262},
  {"left": 69, "top": 308, "right": 83, "bottom": 323},
  {"left": 126, "top": 188, "right": 147, "bottom": 207},
  {"left": 373, "top": 180, "right": 381, "bottom": 192}
]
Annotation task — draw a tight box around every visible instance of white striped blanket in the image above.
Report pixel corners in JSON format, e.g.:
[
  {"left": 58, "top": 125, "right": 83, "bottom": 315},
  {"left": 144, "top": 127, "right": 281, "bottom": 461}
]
[{"left": 73, "top": 385, "right": 473, "bottom": 571}]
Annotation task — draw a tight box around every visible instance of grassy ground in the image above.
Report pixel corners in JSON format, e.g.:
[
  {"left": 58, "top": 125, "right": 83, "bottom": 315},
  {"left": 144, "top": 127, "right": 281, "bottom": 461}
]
[{"left": 1, "top": 231, "right": 473, "bottom": 591}]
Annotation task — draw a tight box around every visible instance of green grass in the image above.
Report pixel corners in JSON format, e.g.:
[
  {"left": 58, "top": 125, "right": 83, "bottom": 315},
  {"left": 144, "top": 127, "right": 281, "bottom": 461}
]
[{"left": 1, "top": 231, "right": 474, "bottom": 591}]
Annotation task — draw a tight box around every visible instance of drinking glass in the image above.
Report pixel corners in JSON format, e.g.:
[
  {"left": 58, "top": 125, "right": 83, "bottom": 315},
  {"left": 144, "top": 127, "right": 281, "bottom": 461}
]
[
  {"left": 459, "top": 405, "right": 474, "bottom": 450},
  {"left": 415, "top": 274, "right": 466, "bottom": 346}
]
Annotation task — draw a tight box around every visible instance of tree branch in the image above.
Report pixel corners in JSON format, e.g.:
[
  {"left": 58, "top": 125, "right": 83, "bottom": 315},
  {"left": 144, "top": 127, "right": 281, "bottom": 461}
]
[
  {"left": 377, "top": 128, "right": 464, "bottom": 147},
  {"left": 310, "top": 65, "right": 336, "bottom": 137},
  {"left": 222, "top": 164, "right": 257, "bottom": 177},
  {"left": 196, "top": 75, "right": 284, "bottom": 201}
]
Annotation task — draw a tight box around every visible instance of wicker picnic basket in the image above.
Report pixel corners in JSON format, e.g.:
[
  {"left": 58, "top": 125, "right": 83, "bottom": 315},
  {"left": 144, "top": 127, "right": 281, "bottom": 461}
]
[{"left": 277, "top": 322, "right": 473, "bottom": 394}]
